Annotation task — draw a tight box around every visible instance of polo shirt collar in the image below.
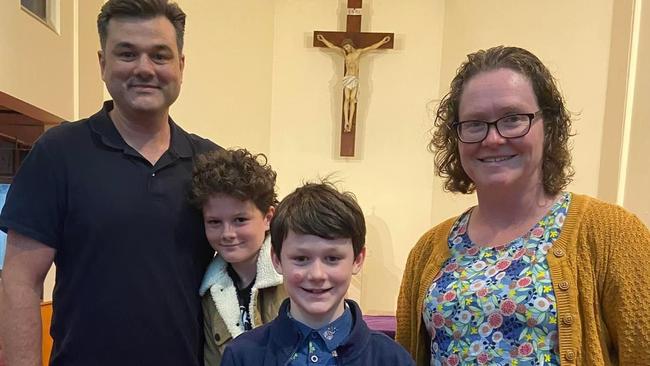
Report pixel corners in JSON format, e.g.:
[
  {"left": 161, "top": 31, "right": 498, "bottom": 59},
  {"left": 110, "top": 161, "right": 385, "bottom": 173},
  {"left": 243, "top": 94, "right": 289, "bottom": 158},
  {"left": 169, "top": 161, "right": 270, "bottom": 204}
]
[{"left": 88, "top": 101, "right": 193, "bottom": 158}]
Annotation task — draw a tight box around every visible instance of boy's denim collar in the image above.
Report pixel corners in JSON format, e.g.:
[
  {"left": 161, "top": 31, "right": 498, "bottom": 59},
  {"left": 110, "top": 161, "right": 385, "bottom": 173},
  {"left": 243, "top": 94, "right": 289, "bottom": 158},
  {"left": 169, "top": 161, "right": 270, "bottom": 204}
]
[{"left": 289, "top": 304, "right": 353, "bottom": 352}]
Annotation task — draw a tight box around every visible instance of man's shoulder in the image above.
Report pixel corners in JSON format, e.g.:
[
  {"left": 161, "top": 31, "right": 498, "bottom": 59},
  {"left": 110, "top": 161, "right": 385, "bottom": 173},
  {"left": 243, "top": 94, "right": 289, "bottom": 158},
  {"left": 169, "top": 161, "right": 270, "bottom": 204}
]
[{"left": 185, "top": 132, "right": 220, "bottom": 154}]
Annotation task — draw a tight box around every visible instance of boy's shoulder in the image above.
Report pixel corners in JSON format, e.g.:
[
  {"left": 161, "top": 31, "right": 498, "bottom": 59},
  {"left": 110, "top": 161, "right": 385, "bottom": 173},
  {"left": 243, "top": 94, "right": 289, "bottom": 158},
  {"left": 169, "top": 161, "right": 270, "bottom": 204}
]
[
  {"left": 221, "top": 298, "right": 297, "bottom": 364},
  {"left": 342, "top": 300, "right": 415, "bottom": 365}
]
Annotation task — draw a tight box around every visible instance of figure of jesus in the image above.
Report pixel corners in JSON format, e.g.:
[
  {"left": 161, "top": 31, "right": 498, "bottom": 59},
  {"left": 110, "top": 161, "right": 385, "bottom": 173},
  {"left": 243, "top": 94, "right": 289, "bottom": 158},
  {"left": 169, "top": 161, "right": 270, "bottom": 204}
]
[{"left": 316, "top": 34, "right": 391, "bottom": 132}]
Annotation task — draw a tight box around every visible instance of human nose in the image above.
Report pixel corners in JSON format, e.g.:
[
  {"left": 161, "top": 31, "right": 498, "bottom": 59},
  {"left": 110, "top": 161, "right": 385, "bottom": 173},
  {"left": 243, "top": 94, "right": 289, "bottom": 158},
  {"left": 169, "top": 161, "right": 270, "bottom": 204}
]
[
  {"left": 221, "top": 224, "right": 236, "bottom": 240},
  {"left": 482, "top": 124, "right": 506, "bottom": 145},
  {"left": 133, "top": 55, "right": 155, "bottom": 78},
  {"left": 307, "top": 260, "right": 326, "bottom": 281}
]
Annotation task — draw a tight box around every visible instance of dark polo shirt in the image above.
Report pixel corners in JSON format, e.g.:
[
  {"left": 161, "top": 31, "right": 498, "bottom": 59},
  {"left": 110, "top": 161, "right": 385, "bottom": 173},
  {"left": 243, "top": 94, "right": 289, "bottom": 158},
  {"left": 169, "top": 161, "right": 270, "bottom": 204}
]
[{"left": 0, "top": 101, "right": 218, "bottom": 366}]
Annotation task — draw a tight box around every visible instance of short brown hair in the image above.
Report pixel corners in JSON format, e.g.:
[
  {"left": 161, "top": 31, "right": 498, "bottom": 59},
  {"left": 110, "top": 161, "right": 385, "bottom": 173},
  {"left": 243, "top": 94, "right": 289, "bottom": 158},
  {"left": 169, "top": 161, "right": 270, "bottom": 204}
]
[
  {"left": 97, "top": 0, "right": 186, "bottom": 52},
  {"left": 430, "top": 46, "right": 574, "bottom": 195},
  {"left": 190, "top": 149, "right": 278, "bottom": 214},
  {"left": 270, "top": 181, "right": 366, "bottom": 259}
]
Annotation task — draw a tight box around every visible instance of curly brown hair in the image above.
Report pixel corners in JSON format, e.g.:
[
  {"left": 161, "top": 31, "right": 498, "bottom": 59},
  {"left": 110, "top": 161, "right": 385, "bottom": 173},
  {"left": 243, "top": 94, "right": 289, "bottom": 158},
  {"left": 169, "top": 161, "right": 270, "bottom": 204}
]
[
  {"left": 97, "top": 0, "right": 186, "bottom": 52},
  {"left": 190, "top": 149, "right": 278, "bottom": 214},
  {"left": 430, "top": 46, "right": 574, "bottom": 195}
]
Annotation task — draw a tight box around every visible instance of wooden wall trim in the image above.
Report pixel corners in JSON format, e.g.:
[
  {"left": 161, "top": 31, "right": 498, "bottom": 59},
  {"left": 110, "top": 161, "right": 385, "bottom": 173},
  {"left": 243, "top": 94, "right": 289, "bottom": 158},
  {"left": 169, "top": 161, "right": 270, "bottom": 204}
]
[{"left": 0, "top": 90, "right": 64, "bottom": 125}]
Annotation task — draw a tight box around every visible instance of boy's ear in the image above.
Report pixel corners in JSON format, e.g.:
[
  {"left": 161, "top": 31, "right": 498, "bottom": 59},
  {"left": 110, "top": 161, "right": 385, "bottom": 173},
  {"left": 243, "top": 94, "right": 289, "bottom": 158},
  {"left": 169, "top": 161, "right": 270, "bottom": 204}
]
[
  {"left": 264, "top": 206, "right": 275, "bottom": 230},
  {"left": 271, "top": 247, "right": 283, "bottom": 275},
  {"left": 352, "top": 247, "right": 366, "bottom": 275}
]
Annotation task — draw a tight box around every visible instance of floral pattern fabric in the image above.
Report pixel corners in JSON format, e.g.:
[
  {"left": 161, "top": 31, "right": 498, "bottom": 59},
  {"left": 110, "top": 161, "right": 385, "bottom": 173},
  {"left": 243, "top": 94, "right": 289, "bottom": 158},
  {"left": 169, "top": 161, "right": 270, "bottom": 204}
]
[{"left": 423, "top": 193, "right": 571, "bottom": 366}]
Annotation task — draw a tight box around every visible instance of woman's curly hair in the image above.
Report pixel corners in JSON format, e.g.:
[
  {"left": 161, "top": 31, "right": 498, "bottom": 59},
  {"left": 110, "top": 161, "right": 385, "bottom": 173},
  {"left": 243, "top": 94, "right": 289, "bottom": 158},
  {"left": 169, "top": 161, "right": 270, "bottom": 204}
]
[
  {"left": 190, "top": 148, "right": 278, "bottom": 213},
  {"left": 429, "top": 46, "right": 574, "bottom": 195}
]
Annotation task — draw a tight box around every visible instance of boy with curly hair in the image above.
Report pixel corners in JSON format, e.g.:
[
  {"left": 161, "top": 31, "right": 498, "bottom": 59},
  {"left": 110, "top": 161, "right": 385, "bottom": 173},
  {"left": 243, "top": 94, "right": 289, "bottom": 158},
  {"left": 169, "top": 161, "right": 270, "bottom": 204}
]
[{"left": 191, "top": 148, "right": 286, "bottom": 365}]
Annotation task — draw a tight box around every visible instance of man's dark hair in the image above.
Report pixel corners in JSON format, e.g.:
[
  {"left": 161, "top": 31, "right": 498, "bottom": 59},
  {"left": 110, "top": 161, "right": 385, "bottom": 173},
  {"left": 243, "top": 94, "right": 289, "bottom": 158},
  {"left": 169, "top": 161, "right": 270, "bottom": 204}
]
[
  {"left": 190, "top": 149, "right": 278, "bottom": 214},
  {"left": 97, "top": 0, "right": 186, "bottom": 52},
  {"left": 270, "top": 181, "right": 366, "bottom": 259}
]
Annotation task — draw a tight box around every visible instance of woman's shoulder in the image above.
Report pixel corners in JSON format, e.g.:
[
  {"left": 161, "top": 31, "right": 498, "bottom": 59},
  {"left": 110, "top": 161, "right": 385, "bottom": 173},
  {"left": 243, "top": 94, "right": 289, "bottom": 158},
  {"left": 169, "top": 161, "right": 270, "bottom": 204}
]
[{"left": 569, "top": 193, "right": 645, "bottom": 228}]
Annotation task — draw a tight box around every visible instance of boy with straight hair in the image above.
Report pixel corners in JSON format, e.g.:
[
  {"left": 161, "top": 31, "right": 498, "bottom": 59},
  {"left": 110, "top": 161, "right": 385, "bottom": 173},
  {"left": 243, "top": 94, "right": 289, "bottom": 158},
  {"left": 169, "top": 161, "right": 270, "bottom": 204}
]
[{"left": 221, "top": 182, "right": 414, "bottom": 365}]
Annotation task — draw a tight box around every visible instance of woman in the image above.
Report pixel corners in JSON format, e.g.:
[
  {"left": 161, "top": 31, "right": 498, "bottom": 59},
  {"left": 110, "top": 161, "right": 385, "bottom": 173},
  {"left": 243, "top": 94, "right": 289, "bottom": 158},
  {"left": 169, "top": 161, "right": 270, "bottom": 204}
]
[{"left": 396, "top": 46, "right": 650, "bottom": 365}]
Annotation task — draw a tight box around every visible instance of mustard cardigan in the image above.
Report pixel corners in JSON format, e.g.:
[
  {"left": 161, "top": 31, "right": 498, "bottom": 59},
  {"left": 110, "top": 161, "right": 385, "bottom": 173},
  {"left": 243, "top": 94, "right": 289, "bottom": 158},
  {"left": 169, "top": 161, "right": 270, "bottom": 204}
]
[{"left": 396, "top": 193, "right": 650, "bottom": 365}]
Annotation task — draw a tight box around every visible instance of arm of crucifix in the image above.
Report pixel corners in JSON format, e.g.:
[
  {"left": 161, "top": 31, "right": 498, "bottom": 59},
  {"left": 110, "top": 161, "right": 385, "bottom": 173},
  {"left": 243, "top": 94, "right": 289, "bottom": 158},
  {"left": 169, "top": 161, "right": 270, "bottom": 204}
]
[
  {"left": 316, "top": 34, "right": 343, "bottom": 52},
  {"left": 360, "top": 36, "right": 391, "bottom": 53}
]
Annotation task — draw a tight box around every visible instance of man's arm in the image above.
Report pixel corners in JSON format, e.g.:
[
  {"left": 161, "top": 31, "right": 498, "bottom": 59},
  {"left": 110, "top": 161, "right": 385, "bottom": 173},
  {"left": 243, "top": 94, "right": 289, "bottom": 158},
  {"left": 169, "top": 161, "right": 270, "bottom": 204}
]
[
  {"left": 360, "top": 35, "right": 391, "bottom": 52},
  {"left": 0, "top": 231, "right": 55, "bottom": 366},
  {"left": 316, "top": 34, "right": 343, "bottom": 52}
]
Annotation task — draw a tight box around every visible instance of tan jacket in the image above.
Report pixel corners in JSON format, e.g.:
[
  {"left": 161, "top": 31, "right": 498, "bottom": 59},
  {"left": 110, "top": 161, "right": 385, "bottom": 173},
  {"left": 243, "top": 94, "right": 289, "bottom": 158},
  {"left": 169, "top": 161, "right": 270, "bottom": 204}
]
[
  {"left": 199, "top": 238, "right": 287, "bottom": 365},
  {"left": 396, "top": 194, "right": 650, "bottom": 365}
]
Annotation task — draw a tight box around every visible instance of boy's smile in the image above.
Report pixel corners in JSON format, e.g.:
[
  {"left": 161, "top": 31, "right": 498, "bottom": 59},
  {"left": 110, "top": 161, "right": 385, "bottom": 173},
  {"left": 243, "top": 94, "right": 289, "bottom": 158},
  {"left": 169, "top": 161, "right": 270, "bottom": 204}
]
[
  {"left": 202, "top": 194, "right": 273, "bottom": 283},
  {"left": 272, "top": 231, "right": 365, "bottom": 329}
]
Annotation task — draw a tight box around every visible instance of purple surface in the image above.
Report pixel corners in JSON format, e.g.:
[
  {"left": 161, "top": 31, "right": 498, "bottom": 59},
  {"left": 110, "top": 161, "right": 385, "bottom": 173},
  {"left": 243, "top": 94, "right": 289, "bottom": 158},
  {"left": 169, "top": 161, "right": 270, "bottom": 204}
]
[{"left": 363, "top": 315, "right": 396, "bottom": 339}]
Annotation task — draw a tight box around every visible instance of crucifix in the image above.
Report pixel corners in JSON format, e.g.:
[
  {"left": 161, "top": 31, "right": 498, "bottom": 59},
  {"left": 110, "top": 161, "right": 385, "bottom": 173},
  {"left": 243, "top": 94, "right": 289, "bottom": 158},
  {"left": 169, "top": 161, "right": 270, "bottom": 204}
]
[{"left": 314, "top": 0, "right": 393, "bottom": 157}]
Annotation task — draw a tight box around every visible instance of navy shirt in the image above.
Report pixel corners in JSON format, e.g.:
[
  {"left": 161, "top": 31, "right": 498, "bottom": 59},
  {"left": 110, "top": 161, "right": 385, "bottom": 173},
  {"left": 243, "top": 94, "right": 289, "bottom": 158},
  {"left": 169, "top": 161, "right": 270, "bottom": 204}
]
[
  {"left": 0, "top": 102, "right": 219, "bottom": 366},
  {"left": 289, "top": 306, "right": 352, "bottom": 365}
]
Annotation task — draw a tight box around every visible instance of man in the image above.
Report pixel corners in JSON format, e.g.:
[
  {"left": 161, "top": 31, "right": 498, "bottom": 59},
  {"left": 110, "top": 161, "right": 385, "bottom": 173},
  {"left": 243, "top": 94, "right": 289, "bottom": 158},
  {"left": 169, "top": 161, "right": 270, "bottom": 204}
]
[
  {"left": 316, "top": 34, "right": 390, "bottom": 132},
  {"left": 0, "top": 1, "right": 218, "bottom": 365}
]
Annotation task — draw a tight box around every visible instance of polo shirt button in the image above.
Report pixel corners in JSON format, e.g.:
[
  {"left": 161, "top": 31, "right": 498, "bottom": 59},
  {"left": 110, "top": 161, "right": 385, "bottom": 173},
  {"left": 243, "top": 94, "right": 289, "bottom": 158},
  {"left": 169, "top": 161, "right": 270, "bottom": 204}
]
[
  {"left": 214, "top": 333, "right": 220, "bottom": 342},
  {"left": 553, "top": 248, "right": 565, "bottom": 257},
  {"left": 310, "top": 355, "right": 319, "bottom": 363},
  {"left": 565, "top": 350, "right": 576, "bottom": 361},
  {"left": 558, "top": 281, "right": 570, "bottom": 290},
  {"left": 562, "top": 315, "right": 574, "bottom": 325},
  {"left": 151, "top": 173, "right": 156, "bottom": 177}
]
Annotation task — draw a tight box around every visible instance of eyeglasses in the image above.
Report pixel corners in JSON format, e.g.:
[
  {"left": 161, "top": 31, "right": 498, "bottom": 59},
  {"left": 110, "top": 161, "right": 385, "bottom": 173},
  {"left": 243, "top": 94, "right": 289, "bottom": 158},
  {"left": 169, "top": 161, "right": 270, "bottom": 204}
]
[{"left": 451, "top": 111, "right": 541, "bottom": 143}]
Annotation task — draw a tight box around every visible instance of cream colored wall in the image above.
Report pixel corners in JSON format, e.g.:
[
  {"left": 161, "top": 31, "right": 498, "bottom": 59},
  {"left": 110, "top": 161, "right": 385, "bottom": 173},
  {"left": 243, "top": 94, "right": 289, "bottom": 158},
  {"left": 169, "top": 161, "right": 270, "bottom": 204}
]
[
  {"left": 0, "top": 1, "right": 75, "bottom": 120},
  {"left": 438, "top": 0, "right": 614, "bottom": 199},
  {"left": 170, "top": 1, "right": 275, "bottom": 154},
  {"left": 268, "top": 0, "right": 445, "bottom": 314},
  {"left": 623, "top": 1, "right": 650, "bottom": 225}
]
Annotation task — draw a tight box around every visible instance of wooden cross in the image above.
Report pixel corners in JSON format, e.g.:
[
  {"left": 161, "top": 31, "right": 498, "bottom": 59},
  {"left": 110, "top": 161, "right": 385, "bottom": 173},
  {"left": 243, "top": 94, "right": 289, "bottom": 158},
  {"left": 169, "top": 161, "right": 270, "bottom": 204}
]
[{"left": 314, "top": 0, "right": 393, "bottom": 157}]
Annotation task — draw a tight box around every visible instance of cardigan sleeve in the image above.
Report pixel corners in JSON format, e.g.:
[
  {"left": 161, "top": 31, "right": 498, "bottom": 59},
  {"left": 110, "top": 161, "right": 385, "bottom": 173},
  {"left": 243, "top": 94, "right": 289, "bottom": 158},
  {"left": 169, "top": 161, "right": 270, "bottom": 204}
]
[
  {"left": 395, "top": 237, "right": 420, "bottom": 353},
  {"left": 596, "top": 206, "right": 650, "bottom": 364}
]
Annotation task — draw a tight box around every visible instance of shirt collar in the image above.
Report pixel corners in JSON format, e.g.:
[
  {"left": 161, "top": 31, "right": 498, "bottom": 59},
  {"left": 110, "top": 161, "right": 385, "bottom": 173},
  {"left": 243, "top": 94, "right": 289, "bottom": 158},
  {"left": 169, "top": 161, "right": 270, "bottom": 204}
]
[
  {"left": 290, "top": 305, "right": 353, "bottom": 352},
  {"left": 88, "top": 100, "right": 193, "bottom": 158}
]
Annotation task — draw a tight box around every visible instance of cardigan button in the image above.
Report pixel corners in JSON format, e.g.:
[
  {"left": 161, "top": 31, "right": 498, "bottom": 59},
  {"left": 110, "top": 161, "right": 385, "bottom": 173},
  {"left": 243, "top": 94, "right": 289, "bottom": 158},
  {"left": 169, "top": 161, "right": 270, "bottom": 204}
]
[
  {"left": 565, "top": 350, "right": 576, "bottom": 361},
  {"left": 214, "top": 333, "right": 221, "bottom": 342},
  {"left": 558, "top": 281, "right": 570, "bottom": 290},
  {"left": 562, "top": 315, "right": 574, "bottom": 325},
  {"left": 553, "top": 248, "right": 565, "bottom": 257}
]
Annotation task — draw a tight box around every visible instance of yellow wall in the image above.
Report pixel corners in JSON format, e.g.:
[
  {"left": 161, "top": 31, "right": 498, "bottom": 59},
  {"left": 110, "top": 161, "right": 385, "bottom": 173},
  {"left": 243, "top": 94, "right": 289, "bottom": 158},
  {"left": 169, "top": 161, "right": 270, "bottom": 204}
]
[
  {"left": 170, "top": 1, "right": 275, "bottom": 155},
  {"left": 0, "top": 1, "right": 75, "bottom": 120},
  {"left": 623, "top": 0, "right": 650, "bottom": 225},
  {"left": 5, "top": 0, "right": 649, "bottom": 310},
  {"left": 268, "top": 0, "right": 445, "bottom": 313}
]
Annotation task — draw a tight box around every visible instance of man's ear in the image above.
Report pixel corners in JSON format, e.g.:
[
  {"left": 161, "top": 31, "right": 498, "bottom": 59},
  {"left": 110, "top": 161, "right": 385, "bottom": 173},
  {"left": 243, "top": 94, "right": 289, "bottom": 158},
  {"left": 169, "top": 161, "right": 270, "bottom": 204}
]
[
  {"left": 271, "top": 247, "right": 283, "bottom": 275},
  {"left": 352, "top": 246, "right": 366, "bottom": 275},
  {"left": 179, "top": 53, "right": 185, "bottom": 82},
  {"left": 98, "top": 50, "right": 106, "bottom": 80}
]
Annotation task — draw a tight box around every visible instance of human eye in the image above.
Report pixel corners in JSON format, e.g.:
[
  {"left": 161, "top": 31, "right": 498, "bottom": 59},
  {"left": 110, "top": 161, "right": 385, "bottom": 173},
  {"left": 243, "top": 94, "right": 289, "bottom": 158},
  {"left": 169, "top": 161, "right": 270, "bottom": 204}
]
[
  {"left": 291, "top": 256, "right": 309, "bottom": 264},
  {"left": 460, "top": 121, "right": 486, "bottom": 133},
  {"left": 205, "top": 219, "right": 221, "bottom": 226},
  {"left": 117, "top": 50, "right": 136, "bottom": 60},
  {"left": 502, "top": 114, "right": 522, "bottom": 124},
  {"left": 325, "top": 256, "right": 342, "bottom": 264},
  {"left": 234, "top": 217, "right": 249, "bottom": 224},
  {"left": 151, "top": 51, "right": 172, "bottom": 63}
]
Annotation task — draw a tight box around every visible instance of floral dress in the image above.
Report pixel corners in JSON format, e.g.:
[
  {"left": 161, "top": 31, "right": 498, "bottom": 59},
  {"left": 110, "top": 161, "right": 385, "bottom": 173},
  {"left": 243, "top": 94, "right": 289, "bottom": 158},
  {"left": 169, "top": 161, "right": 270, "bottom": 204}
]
[{"left": 422, "top": 193, "right": 571, "bottom": 366}]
